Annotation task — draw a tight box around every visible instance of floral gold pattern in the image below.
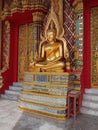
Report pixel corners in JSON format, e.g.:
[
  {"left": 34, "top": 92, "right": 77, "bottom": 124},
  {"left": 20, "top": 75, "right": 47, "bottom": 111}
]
[{"left": 91, "top": 7, "right": 98, "bottom": 88}]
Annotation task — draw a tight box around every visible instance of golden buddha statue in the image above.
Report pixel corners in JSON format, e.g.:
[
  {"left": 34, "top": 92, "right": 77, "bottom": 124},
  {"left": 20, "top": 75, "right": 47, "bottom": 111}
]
[{"left": 30, "top": 22, "right": 70, "bottom": 72}]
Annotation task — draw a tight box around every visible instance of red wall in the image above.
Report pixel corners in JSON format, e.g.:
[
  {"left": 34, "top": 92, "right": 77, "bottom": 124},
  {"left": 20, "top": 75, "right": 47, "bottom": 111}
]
[
  {"left": 0, "top": 10, "right": 45, "bottom": 94},
  {"left": 0, "top": 23, "right": 19, "bottom": 93},
  {"left": 1, "top": 0, "right": 98, "bottom": 94},
  {"left": 81, "top": 0, "right": 98, "bottom": 94},
  {"left": 0, "top": 11, "right": 32, "bottom": 93}
]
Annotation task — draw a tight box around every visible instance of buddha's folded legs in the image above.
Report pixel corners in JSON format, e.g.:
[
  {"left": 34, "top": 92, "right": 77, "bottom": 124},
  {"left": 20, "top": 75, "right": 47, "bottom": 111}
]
[{"left": 35, "top": 61, "right": 65, "bottom": 70}]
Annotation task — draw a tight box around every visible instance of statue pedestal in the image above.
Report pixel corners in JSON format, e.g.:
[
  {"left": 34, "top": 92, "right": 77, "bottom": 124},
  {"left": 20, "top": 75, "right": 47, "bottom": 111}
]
[{"left": 19, "top": 72, "right": 73, "bottom": 120}]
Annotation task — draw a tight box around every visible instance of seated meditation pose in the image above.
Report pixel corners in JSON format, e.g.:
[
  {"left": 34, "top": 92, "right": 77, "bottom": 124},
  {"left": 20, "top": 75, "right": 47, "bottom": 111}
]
[{"left": 30, "top": 27, "right": 70, "bottom": 72}]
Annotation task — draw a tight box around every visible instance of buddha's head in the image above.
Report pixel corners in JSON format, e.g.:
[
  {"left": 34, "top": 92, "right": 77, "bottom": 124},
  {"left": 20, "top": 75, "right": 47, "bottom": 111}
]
[
  {"left": 46, "top": 20, "right": 57, "bottom": 42},
  {"left": 47, "top": 29, "right": 56, "bottom": 42}
]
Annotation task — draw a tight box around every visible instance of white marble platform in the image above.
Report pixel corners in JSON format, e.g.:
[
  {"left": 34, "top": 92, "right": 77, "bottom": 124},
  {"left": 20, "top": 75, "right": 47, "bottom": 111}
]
[
  {"left": 85, "top": 88, "right": 98, "bottom": 95},
  {"left": 1, "top": 82, "right": 22, "bottom": 101},
  {"left": 0, "top": 99, "right": 98, "bottom": 130},
  {"left": 81, "top": 107, "right": 98, "bottom": 116},
  {"left": 82, "top": 100, "right": 98, "bottom": 109},
  {"left": 9, "top": 86, "right": 22, "bottom": 91},
  {"left": 83, "top": 93, "right": 98, "bottom": 102},
  {"left": 81, "top": 88, "right": 98, "bottom": 116}
]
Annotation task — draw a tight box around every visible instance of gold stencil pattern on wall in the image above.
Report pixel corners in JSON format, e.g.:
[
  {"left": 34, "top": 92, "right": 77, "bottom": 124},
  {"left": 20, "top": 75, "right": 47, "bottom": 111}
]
[
  {"left": 18, "top": 23, "right": 33, "bottom": 81},
  {"left": 91, "top": 7, "right": 98, "bottom": 88},
  {"left": 0, "top": 0, "right": 2, "bottom": 69}
]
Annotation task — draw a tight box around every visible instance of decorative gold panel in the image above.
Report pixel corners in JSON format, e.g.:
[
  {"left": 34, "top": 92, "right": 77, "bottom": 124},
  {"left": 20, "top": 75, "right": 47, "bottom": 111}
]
[
  {"left": 73, "top": 0, "right": 83, "bottom": 72},
  {"left": 52, "top": 0, "right": 63, "bottom": 26},
  {"left": 0, "top": 0, "right": 2, "bottom": 69},
  {"left": 18, "top": 24, "right": 33, "bottom": 81},
  {"left": 2, "top": 21, "right": 10, "bottom": 71},
  {"left": 2, "top": 0, "right": 49, "bottom": 20},
  {"left": 91, "top": 7, "right": 98, "bottom": 88}
]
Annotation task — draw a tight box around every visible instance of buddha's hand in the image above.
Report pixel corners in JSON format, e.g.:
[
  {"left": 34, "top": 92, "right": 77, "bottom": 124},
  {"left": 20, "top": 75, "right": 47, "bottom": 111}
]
[
  {"left": 64, "top": 51, "right": 69, "bottom": 59},
  {"left": 29, "top": 61, "right": 35, "bottom": 67},
  {"left": 34, "top": 52, "right": 39, "bottom": 60}
]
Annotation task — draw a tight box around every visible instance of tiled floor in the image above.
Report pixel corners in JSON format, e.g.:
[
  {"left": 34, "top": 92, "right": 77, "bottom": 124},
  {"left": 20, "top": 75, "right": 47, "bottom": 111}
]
[{"left": 0, "top": 99, "right": 98, "bottom": 130}]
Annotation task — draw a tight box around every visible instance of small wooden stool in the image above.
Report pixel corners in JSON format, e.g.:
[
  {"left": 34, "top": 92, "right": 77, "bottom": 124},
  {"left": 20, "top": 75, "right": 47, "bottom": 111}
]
[{"left": 67, "top": 90, "right": 81, "bottom": 120}]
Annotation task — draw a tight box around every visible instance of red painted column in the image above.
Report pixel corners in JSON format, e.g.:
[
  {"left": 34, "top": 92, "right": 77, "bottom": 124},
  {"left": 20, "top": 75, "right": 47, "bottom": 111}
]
[
  {"left": 81, "top": 0, "right": 98, "bottom": 96},
  {"left": 82, "top": 0, "right": 91, "bottom": 90},
  {"left": 10, "top": 23, "right": 19, "bottom": 82},
  {"left": 81, "top": 0, "right": 98, "bottom": 92},
  {"left": 0, "top": 22, "right": 19, "bottom": 93},
  {"left": 80, "top": 0, "right": 91, "bottom": 101},
  {"left": 7, "top": 22, "right": 18, "bottom": 83},
  {"left": 90, "top": 0, "right": 98, "bottom": 7}
]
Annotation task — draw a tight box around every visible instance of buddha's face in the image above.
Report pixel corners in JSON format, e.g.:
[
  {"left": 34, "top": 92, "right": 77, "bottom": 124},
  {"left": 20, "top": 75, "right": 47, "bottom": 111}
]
[{"left": 47, "top": 31, "right": 56, "bottom": 42}]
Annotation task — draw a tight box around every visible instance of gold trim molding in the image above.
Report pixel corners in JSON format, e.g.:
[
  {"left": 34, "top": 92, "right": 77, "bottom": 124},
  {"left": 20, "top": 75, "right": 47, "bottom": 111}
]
[
  {"left": 3, "top": 21, "right": 10, "bottom": 70},
  {"left": 0, "top": 0, "right": 2, "bottom": 69},
  {"left": 19, "top": 99, "right": 67, "bottom": 110},
  {"left": 0, "top": 20, "right": 10, "bottom": 74},
  {"left": 91, "top": 7, "right": 98, "bottom": 88},
  {"left": 21, "top": 90, "right": 67, "bottom": 99},
  {"left": 19, "top": 106, "right": 67, "bottom": 121},
  {"left": 32, "top": 12, "right": 44, "bottom": 22},
  {"left": 1, "top": 1, "right": 49, "bottom": 20},
  {"left": 73, "top": 0, "right": 83, "bottom": 14},
  {"left": 52, "top": 0, "right": 63, "bottom": 27}
]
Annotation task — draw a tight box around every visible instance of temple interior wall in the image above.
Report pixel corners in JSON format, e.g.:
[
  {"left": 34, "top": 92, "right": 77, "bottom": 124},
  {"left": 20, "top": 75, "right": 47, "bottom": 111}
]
[{"left": 0, "top": 1, "right": 2, "bottom": 69}]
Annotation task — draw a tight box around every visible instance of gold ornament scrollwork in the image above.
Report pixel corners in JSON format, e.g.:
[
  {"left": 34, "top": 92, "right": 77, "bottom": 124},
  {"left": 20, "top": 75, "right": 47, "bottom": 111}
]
[
  {"left": 1, "top": 21, "right": 10, "bottom": 72},
  {"left": 0, "top": 1, "right": 3, "bottom": 88},
  {"left": 2, "top": 0, "right": 49, "bottom": 19},
  {"left": 91, "top": 7, "right": 98, "bottom": 87},
  {"left": 72, "top": 0, "right": 83, "bottom": 72},
  {"left": 18, "top": 24, "right": 33, "bottom": 81},
  {"left": 0, "top": 0, "right": 2, "bottom": 69}
]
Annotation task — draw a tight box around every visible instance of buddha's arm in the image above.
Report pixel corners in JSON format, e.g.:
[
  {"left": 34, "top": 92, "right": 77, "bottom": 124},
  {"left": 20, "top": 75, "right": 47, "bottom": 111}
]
[
  {"left": 49, "top": 44, "right": 63, "bottom": 63},
  {"left": 41, "top": 45, "right": 45, "bottom": 58},
  {"left": 35, "top": 46, "right": 45, "bottom": 63},
  {"left": 59, "top": 43, "right": 63, "bottom": 57},
  {"left": 35, "top": 57, "right": 44, "bottom": 63}
]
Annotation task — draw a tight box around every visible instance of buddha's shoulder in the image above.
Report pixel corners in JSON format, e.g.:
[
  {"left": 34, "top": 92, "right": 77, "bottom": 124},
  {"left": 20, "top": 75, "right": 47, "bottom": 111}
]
[
  {"left": 56, "top": 40, "right": 63, "bottom": 45},
  {"left": 56, "top": 39, "right": 63, "bottom": 43},
  {"left": 41, "top": 41, "right": 48, "bottom": 48}
]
